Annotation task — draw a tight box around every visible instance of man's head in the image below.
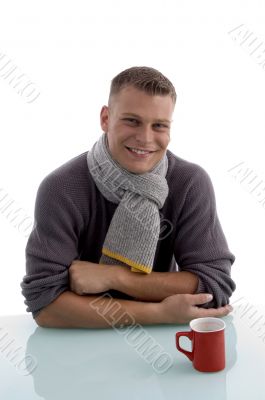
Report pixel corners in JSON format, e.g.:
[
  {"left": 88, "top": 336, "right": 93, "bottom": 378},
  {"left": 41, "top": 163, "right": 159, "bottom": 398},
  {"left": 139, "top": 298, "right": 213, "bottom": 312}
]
[{"left": 100, "top": 66, "right": 177, "bottom": 174}]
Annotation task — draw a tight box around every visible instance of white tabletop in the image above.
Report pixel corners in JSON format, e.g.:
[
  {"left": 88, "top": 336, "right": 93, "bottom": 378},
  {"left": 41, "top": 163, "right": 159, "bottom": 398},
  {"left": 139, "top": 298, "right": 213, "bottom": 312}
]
[{"left": 1, "top": 304, "right": 265, "bottom": 400}]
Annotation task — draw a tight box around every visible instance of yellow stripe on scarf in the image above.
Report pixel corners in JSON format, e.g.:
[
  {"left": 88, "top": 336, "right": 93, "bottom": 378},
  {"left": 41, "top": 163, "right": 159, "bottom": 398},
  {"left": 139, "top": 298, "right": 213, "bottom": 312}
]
[{"left": 102, "top": 247, "right": 152, "bottom": 274}]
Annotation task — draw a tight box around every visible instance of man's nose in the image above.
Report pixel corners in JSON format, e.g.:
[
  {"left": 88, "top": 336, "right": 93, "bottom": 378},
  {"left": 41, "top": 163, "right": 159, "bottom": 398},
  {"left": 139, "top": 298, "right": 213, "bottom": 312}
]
[{"left": 135, "top": 124, "right": 153, "bottom": 143}]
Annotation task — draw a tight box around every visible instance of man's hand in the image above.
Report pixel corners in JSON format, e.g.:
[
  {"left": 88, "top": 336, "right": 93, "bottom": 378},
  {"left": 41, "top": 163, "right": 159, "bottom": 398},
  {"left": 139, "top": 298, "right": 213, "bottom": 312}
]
[
  {"left": 69, "top": 260, "right": 123, "bottom": 295},
  {"left": 159, "top": 293, "right": 233, "bottom": 324}
]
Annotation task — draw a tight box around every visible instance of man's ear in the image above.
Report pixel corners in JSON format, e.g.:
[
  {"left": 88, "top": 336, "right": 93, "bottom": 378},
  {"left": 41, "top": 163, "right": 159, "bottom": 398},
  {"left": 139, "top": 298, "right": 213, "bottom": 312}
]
[{"left": 100, "top": 105, "right": 109, "bottom": 133}]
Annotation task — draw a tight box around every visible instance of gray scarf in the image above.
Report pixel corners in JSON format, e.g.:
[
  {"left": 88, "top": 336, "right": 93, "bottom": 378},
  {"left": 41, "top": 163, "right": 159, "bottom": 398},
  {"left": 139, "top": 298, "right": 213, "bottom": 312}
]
[{"left": 87, "top": 133, "right": 169, "bottom": 273}]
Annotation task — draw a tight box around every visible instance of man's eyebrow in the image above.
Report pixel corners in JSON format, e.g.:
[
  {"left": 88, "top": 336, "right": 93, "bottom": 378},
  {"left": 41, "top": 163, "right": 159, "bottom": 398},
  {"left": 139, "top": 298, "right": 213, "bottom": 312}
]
[{"left": 121, "top": 113, "right": 173, "bottom": 124}]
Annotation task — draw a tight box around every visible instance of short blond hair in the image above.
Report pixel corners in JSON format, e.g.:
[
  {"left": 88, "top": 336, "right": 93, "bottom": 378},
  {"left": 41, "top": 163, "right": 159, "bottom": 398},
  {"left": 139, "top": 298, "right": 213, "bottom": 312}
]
[{"left": 108, "top": 66, "right": 177, "bottom": 108}]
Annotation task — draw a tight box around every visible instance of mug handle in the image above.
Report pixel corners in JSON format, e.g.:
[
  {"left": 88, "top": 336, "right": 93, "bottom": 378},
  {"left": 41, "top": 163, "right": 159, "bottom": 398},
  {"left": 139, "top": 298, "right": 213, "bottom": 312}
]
[{"left": 176, "top": 331, "right": 194, "bottom": 361}]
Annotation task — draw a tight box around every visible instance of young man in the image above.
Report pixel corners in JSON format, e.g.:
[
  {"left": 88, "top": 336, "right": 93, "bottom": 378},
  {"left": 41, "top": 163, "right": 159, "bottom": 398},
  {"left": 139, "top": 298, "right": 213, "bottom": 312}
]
[{"left": 21, "top": 66, "right": 236, "bottom": 328}]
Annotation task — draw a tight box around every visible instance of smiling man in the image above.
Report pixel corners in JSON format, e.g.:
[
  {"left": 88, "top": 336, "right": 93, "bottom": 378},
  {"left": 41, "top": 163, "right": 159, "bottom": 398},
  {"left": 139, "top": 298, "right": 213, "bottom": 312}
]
[
  {"left": 104, "top": 84, "right": 173, "bottom": 175},
  {"left": 21, "top": 66, "right": 236, "bottom": 328}
]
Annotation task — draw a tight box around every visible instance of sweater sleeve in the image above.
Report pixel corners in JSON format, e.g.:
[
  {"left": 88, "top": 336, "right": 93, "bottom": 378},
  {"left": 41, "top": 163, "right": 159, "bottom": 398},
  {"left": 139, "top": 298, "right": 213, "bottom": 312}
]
[
  {"left": 173, "top": 166, "right": 236, "bottom": 308},
  {"left": 21, "top": 172, "right": 85, "bottom": 318}
]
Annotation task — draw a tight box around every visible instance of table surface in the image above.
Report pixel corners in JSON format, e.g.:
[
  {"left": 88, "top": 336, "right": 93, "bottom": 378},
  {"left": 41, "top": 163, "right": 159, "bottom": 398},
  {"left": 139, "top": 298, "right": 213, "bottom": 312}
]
[{"left": 1, "top": 304, "right": 265, "bottom": 400}]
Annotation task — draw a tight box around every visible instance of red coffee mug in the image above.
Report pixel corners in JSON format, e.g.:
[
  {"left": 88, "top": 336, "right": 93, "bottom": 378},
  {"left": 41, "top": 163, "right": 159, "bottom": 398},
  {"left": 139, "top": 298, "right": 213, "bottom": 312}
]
[{"left": 176, "top": 317, "right": 226, "bottom": 372}]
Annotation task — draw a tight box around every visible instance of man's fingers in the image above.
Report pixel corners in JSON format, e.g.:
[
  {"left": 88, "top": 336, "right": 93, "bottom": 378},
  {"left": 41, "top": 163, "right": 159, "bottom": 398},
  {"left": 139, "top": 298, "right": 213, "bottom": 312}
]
[
  {"left": 194, "top": 305, "right": 232, "bottom": 318},
  {"left": 188, "top": 293, "right": 213, "bottom": 306},
  {"left": 187, "top": 293, "right": 233, "bottom": 318}
]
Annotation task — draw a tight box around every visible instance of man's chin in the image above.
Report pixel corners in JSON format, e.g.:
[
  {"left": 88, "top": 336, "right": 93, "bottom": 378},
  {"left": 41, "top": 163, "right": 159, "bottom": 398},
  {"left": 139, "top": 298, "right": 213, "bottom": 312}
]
[
  {"left": 115, "top": 154, "right": 164, "bottom": 174},
  {"left": 124, "top": 163, "right": 155, "bottom": 175}
]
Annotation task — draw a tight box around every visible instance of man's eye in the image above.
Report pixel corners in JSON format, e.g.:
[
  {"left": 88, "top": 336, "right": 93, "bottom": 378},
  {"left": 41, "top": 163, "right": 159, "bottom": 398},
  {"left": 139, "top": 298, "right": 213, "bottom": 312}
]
[
  {"left": 124, "top": 118, "right": 138, "bottom": 123},
  {"left": 123, "top": 119, "right": 168, "bottom": 129},
  {"left": 155, "top": 123, "right": 168, "bottom": 129}
]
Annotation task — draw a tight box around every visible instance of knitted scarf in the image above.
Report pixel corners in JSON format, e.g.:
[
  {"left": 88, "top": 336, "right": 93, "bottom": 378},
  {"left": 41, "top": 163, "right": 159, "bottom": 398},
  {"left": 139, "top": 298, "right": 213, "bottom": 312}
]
[{"left": 87, "top": 133, "right": 169, "bottom": 273}]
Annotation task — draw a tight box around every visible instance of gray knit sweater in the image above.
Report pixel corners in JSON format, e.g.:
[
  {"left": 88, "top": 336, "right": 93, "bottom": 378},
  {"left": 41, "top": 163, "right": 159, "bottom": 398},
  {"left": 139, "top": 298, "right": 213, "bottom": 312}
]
[{"left": 21, "top": 149, "right": 236, "bottom": 318}]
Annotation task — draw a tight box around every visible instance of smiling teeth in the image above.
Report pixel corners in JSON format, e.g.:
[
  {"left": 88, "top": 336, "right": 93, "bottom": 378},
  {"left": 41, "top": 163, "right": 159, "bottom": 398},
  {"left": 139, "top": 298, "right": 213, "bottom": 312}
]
[{"left": 129, "top": 148, "right": 150, "bottom": 154}]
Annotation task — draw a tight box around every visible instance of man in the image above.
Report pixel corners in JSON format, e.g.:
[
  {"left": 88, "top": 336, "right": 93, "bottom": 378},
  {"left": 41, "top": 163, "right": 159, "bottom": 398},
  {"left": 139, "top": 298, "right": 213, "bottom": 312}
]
[{"left": 21, "top": 66, "right": 236, "bottom": 328}]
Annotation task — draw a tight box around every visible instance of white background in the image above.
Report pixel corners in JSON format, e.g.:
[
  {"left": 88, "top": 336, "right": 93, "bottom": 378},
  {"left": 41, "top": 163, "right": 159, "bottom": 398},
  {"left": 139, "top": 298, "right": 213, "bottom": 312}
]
[{"left": 0, "top": 0, "right": 265, "bottom": 316}]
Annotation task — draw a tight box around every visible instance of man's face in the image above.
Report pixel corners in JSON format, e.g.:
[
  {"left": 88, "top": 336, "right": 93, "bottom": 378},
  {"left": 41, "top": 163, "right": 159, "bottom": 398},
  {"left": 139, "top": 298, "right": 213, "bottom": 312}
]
[{"left": 100, "top": 85, "right": 174, "bottom": 174}]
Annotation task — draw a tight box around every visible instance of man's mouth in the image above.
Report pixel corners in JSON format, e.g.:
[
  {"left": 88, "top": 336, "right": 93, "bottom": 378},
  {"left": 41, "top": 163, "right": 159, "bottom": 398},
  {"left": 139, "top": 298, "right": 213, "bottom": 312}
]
[{"left": 125, "top": 146, "right": 156, "bottom": 156}]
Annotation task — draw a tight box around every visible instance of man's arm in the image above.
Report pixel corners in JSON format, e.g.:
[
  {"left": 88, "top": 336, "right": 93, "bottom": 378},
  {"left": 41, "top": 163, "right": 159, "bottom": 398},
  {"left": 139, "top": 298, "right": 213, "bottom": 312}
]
[
  {"left": 21, "top": 172, "right": 85, "bottom": 318},
  {"left": 35, "top": 290, "right": 233, "bottom": 329},
  {"left": 35, "top": 291, "right": 160, "bottom": 328},
  {"left": 113, "top": 270, "right": 199, "bottom": 301},
  {"left": 172, "top": 167, "right": 236, "bottom": 308},
  {"left": 69, "top": 260, "right": 199, "bottom": 301}
]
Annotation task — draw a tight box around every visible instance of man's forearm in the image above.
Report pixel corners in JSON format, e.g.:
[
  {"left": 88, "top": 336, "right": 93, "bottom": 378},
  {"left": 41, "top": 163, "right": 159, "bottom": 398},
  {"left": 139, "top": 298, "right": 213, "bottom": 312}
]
[
  {"left": 68, "top": 260, "right": 200, "bottom": 302},
  {"left": 35, "top": 290, "right": 162, "bottom": 329},
  {"left": 35, "top": 288, "right": 233, "bottom": 329},
  {"left": 111, "top": 270, "right": 200, "bottom": 301}
]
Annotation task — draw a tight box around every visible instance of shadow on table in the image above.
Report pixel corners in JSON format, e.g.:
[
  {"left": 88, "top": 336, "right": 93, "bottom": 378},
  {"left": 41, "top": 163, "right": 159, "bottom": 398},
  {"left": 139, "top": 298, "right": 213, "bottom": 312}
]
[{"left": 25, "top": 315, "right": 237, "bottom": 400}]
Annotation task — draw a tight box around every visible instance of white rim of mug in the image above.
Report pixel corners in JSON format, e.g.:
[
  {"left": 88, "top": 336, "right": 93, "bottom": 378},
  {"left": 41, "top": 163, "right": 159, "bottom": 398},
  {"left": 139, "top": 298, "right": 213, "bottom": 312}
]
[{"left": 190, "top": 317, "right": 226, "bottom": 333}]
